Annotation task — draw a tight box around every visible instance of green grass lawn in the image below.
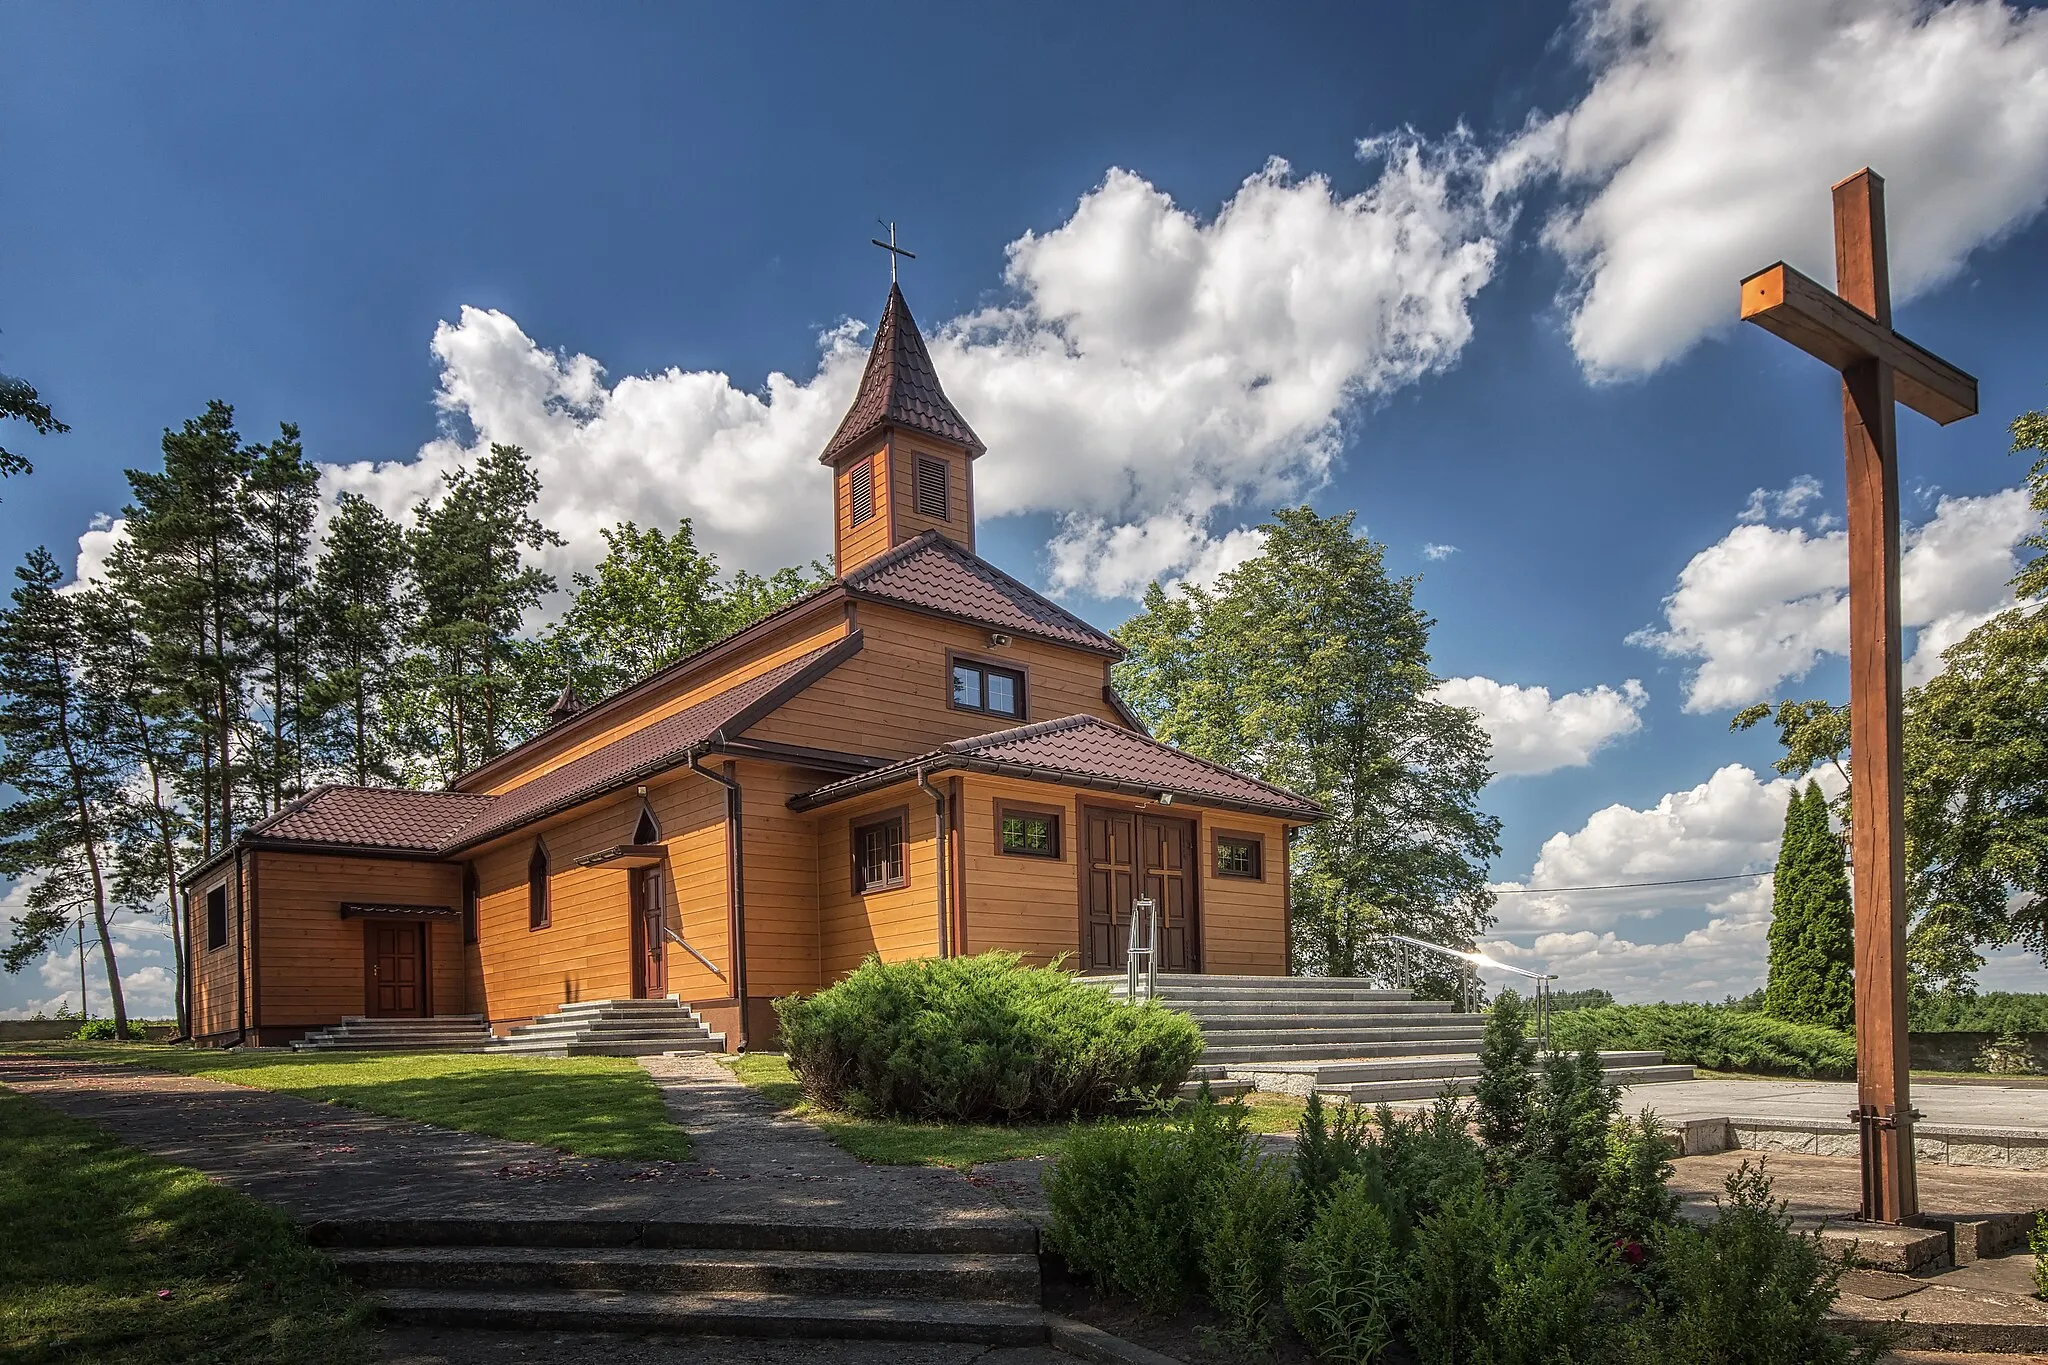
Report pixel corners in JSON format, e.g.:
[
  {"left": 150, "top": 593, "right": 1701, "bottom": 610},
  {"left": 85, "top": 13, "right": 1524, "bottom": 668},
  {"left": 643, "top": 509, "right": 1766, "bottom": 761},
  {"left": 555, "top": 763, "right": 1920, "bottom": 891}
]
[
  {"left": 727, "top": 1052, "right": 1305, "bottom": 1169},
  {"left": 0, "top": 1088, "right": 374, "bottom": 1365},
  {"left": 5, "top": 1042, "right": 691, "bottom": 1162}
]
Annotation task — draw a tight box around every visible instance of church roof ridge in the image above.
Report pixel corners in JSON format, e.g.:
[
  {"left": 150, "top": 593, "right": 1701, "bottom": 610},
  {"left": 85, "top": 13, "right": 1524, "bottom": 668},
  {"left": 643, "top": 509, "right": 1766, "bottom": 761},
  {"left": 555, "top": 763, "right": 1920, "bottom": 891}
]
[{"left": 819, "top": 283, "right": 983, "bottom": 464}]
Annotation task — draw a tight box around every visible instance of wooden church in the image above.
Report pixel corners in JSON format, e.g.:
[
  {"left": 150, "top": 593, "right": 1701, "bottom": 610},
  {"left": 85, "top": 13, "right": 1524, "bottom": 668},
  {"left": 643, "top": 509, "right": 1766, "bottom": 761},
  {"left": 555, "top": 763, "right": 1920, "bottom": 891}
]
[{"left": 182, "top": 284, "right": 1322, "bottom": 1049}]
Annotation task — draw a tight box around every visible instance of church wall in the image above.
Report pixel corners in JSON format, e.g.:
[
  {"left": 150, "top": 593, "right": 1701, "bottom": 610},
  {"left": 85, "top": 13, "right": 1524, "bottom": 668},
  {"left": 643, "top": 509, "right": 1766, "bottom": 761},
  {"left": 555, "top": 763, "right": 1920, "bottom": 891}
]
[
  {"left": 250, "top": 853, "right": 467, "bottom": 1041},
  {"left": 184, "top": 856, "right": 245, "bottom": 1044},
  {"left": 889, "top": 437, "right": 973, "bottom": 552},
  {"left": 956, "top": 774, "right": 1082, "bottom": 967},
  {"left": 730, "top": 760, "right": 824, "bottom": 1035},
  {"left": 467, "top": 609, "right": 850, "bottom": 797},
  {"left": 1190, "top": 811, "right": 1290, "bottom": 976},
  {"left": 816, "top": 786, "right": 943, "bottom": 983},
  {"left": 835, "top": 439, "right": 893, "bottom": 573},
  {"left": 743, "top": 603, "right": 1123, "bottom": 761}
]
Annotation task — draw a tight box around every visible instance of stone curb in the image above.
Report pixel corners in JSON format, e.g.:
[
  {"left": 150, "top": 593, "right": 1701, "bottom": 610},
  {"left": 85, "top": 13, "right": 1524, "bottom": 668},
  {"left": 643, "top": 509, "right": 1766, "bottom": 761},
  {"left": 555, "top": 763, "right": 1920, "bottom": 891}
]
[
  {"left": 1044, "top": 1312, "right": 1187, "bottom": 1365},
  {"left": 1666, "top": 1114, "right": 2048, "bottom": 1170}
]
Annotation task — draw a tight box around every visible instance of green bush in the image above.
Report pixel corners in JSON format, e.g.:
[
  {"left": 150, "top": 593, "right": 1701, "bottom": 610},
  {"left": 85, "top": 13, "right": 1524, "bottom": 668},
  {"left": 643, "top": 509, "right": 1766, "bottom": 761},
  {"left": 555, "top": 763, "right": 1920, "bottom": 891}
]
[
  {"left": 1594, "top": 1111, "right": 1680, "bottom": 1244},
  {"left": 1197, "top": 1152, "right": 1295, "bottom": 1355},
  {"left": 1528, "top": 1047, "right": 1619, "bottom": 1203},
  {"left": 1405, "top": 1178, "right": 1500, "bottom": 1365},
  {"left": 1285, "top": 1174, "right": 1402, "bottom": 1363},
  {"left": 1479, "top": 1205, "right": 1617, "bottom": 1365},
  {"left": 1911, "top": 990, "right": 2048, "bottom": 1033},
  {"left": 1474, "top": 989, "right": 1537, "bottom": 1156},
  {"left": 1044, "top": 1090, "right": 1252, "bottom": 1311},
  {"left": 1549, "top": 1003, "right": 1856, "bottom": 1078},
  {"left": 1291, "top": 1089, "right": 1378, "bottom": 1222},
  {"left": 2029, "top": 1210, "right": 2047, "bottom": 1300},
  {"left": 775, "top": 951, "right": 1202, "bottom": 1121},
  {"left": 1637, "top": 1161, "right": 1886, "bottom": 1364},
  {"left": 72, "top": 1018, "right": 146, "bottom": 1041}
]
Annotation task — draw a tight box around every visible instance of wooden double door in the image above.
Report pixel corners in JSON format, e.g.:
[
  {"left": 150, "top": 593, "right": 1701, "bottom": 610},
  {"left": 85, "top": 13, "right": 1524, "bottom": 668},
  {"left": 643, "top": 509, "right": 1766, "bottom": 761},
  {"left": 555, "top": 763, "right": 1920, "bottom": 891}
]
[
  {"left": 364, "top": 921, "right": 427, "bottom": 1017},
  {"left": 1082, "top": 807, "right": 1199, "bottom": 973}
]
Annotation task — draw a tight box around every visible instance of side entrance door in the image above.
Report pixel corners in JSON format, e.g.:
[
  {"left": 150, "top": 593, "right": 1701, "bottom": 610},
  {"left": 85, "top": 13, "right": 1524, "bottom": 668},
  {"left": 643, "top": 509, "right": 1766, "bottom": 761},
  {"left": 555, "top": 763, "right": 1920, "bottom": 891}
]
[
  {"left": 365, "top": 921, "right": 425, "bottom": 1017},
  {"left": 635, "top": 868, "right": 667, "bottom": 998},
  {"left": 1082, "top": 808, "right": 1200, "bottom": 973}
]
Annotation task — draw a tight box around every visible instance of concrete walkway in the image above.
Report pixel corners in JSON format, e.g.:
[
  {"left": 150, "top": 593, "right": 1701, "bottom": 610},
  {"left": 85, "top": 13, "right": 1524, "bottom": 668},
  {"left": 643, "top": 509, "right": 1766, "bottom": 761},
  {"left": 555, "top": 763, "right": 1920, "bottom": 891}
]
[
  {"left": 0, "top": 1056, "right": 1022, "bottom": 1241},
  {"left": 1618, "top": 1076, "right": 2048, "bottom": 1131}
]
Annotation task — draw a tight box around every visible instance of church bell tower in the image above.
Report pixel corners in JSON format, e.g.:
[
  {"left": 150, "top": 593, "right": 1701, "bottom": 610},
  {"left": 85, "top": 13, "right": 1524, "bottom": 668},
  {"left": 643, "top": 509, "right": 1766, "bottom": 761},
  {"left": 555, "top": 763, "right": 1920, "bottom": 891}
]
[{"left": 820, "top": 283, "right": 984, "bottom": 575}]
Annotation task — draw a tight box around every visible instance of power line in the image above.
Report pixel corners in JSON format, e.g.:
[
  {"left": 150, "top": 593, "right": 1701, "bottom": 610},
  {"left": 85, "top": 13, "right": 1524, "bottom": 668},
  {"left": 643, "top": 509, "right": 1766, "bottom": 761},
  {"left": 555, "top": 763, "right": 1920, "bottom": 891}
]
[{"left": 1492, "top": 871, "right": 1771, "bottom": 894}]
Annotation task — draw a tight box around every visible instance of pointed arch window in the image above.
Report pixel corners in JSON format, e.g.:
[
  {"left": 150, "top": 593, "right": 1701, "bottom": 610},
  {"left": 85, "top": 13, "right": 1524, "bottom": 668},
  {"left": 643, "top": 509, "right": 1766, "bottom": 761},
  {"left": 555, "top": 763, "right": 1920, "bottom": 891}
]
[
  {"left": 634, "top": 800, "right": 661, "bottom": 846},
  {"left": 528, "top": 840, "right": 551, "bottom": 931}
]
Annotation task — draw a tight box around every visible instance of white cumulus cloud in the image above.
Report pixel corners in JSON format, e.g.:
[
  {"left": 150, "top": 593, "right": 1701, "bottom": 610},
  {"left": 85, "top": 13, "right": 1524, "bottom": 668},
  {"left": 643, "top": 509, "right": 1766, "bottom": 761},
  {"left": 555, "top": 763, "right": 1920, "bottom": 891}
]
[
  {"left": 1422, "top": 542, "right": 1460, "bottom": 561},
  {"left": 314, "top": 137, "right": 1501, "bottom": 603},
  {"left": 1494, "top": 0, "right": 2048, "bottom": 378},
  {"left": 1432, "top": 676, "right": 1648, "bottom": 778},
  {"left": 1631, "top": 485, "right": 2036, "bottom": 711}
]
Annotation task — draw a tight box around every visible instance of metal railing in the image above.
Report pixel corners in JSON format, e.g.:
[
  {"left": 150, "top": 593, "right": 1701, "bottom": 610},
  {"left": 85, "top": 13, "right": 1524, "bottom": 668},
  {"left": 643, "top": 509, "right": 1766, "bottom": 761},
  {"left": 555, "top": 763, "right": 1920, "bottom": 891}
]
[
  {"left": 663, "top": 924, "right": 725, "bottom": 980},
  {"left": 1363, "top": 932, "right": 1558, "bottom": 1049},
  {"left": 1126, "top": 896, "right": 1159, "bottom": 1001}
]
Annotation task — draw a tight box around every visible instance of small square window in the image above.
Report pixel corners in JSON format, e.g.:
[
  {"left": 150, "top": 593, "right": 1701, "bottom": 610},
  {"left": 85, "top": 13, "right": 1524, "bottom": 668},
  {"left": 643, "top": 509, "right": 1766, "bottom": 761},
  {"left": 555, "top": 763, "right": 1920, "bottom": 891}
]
[
  {"left": 1215, "top": 835, "right": 1262, "bottom": 880},
  {"left": 914, "top": 454, "right": 949, "bottom": 519},
  {"left": 998, "top": 807, "right": 1061, "bottom": 859},
  {"left": 949, "top": 657, "right": 1024, "bottom": 718},
  {"left": 853, "top": 813, "right": 907, "bottom": 893},
  {"left": 849, "top": 458, "right": 875, "bottom": 527},
  {"left": 205, "top": 886, "right": 228, "bottom": 950}
]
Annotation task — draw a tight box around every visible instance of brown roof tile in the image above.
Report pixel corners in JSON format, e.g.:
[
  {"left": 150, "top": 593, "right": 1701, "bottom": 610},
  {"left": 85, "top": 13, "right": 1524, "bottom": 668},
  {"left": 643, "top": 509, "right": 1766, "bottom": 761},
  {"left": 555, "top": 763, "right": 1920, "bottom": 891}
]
[
  {"left": 845, "top": 532, "right": 1122, "bottom": 656},
  {"left": 791, "top": 715, "right": 1324, "bottom": 820},
  {"left": 439, "top": 633, "right": 861, "bottom": 851},
  {"left": 820, "top": 284, "right": 983, "bottom": 464},
  {"left": 245, "top": 787, "right": 497, "bottom": 853}
]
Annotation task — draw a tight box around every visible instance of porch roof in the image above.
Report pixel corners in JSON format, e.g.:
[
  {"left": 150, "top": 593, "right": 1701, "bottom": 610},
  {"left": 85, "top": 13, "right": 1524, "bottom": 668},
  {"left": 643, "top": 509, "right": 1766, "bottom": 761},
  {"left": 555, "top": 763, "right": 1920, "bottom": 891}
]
[{"left": 787, "top": 714, "right": 1325, "bottom": 821}]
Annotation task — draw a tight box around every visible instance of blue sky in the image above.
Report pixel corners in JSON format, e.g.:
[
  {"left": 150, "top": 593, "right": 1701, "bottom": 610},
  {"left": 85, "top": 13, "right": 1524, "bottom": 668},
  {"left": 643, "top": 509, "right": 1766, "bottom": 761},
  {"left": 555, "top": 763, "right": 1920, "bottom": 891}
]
[{"left": 5, "top": 0, "right": 2048, "bottom": 1016}]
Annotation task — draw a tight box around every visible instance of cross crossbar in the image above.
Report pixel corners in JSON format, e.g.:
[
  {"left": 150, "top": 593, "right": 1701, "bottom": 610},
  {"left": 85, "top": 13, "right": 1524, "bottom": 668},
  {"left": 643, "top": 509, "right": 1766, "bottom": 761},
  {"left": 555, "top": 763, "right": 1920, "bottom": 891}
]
[{"left": 1740, "top": 262, "right": 1978, "bottom": 426}]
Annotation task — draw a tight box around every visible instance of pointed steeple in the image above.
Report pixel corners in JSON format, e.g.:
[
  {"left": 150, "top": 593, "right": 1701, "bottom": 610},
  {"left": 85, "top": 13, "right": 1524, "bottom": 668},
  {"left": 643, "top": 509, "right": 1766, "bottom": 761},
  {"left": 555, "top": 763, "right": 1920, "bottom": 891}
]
[
  {"left": 819, "top": 284, "right": 984, "bottom": 465},
  {"left": 545, "top": 684, "right": 588, "bottom": 727}
]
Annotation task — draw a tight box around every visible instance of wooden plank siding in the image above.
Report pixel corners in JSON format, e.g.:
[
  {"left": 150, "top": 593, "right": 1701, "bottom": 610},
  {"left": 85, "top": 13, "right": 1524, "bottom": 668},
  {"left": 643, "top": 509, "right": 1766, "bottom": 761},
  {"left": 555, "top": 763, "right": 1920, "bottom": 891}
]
[
  {"left": 250, "top": 853, "right": 466, "bottom": 1035},
  {"left": 184, "top": 858, "right": 244, "bottom": 1042},
  {"left": 465, "top": 770, "right": 727, "bottom": 1029},
  {"left": 745, "top": 604, "right": 1123, "bottom": 762},
  {"left": 1190, "top": 811, "right": 1290, "bottom": 975},
  {"left": 474, "top": 612, "right": 851, "bottom": 796},
  {"left": 889, "top": 439, "right": 972, "bottom": 551},
  {"left": 732, "top": 760, "right": 822, "bottom": 1000},
  {"left": 834, "top": 438, "right": 893, "bottom": 573},
  {"left": 956, "top": 775, "right": 1081, "bottom": 967},
  {"left": 816, "top": 787, "right": 943, "bottom": 981}
]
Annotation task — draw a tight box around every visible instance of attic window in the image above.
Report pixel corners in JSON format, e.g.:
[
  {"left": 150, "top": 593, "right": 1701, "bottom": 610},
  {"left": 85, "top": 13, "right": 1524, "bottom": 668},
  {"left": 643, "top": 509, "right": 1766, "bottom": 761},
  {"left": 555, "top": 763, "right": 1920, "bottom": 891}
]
[
  {"left": 206, "top": 886, "right": 228, "bottom": 951},
  {"left": 914, "top": 454, "right": 949, "bottom": 520},
  {"left": 849, "top": 458, "right": 875, "bottom": 527}
]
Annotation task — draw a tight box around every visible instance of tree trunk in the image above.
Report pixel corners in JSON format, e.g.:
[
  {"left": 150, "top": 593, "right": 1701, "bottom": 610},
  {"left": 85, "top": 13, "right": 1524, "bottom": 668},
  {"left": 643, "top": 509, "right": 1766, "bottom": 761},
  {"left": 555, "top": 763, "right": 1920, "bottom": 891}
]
[{"left": 50, "top": 646, "right": 127, "bottom": 1036}]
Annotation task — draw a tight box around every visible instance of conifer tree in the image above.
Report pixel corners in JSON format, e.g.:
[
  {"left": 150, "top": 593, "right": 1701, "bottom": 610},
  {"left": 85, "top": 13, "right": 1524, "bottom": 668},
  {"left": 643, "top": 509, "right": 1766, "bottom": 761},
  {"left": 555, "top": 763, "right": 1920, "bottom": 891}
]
[
  {"left": 0, "top": 370, "right": 68, "bottom": 485},
  {"left": 0, "top": 550, "right": 129, "bottom": 1033},
  {"left": 307, "top": 493, "right": 409, "bottom": 785},
  {"left": 1764, "top": 781, "right": 1855, "bottom": 1030},
  {"left": 243, "top": 423, "right": 320, "bottom": 811}
]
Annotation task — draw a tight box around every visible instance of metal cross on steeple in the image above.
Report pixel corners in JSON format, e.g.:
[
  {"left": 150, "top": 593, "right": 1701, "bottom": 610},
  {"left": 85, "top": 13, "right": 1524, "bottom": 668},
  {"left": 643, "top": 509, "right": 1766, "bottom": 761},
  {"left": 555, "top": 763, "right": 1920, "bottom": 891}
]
[{"left": 870, "top": 220, "right": 916, "bottom": 283}]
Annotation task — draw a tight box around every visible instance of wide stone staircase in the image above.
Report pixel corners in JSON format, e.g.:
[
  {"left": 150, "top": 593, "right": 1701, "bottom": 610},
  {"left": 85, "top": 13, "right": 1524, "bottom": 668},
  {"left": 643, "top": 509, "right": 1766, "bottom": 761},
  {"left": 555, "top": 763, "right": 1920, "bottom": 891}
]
[
  {"left": 1098, "top": 974, "right": 1694, "bottom": 1104},
  {"left": 486, "top": 997, "right": 726, "bottom": 1057},
  {"left": 318, "top": 1218, "right": 1043, "bottom": 1344},
  {"left": 291, "top": 1016, "right": 495, "bottom": 1053}
]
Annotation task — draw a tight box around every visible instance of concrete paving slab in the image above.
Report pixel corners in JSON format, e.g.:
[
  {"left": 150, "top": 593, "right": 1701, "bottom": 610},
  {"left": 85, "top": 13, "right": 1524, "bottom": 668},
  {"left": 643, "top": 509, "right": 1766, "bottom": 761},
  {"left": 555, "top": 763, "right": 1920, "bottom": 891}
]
[
  {"left": 377, "top": 1327, "right": 1074, "bottom": 1364},
  {"left": 1620, "top": 1077, "right": 2048, "bottom": 1131}
]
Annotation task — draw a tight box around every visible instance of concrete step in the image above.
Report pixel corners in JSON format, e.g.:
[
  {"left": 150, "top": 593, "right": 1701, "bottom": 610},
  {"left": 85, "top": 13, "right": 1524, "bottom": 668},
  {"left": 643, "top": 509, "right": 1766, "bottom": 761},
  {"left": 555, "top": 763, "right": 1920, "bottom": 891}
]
[
  {"left": 1202, "top": 1039, "right": 1488, "bottom": 1064},
  {"left": 1192, "top": 1011, "right": 1473, "bottom": 1031},
  {"left": 308, "top": 1217, "right": 1037, "bottom": 1256},
  {"left": 1261, "top": 1050, "right": 1670, "bottom": 1086},
  {"left": 1178, "top": 1076, "right": 1254, "bottom": 1099},
  {"left": 1161, "top": 999, "right": 1457, "bottom": 1018},
  {"left": 1200, "top": 1023, "right": 1486, "bottom": 1048},
  {"left": 499, "top": 1023, "right": 717, "bottom": 1043},
  {"left": 1316, "top": 1062, "right": 1697, "bottom": 1105},
  {"left": 373, "top": 1287, "right": 1049, "bottom": 1345},
  {"left": 292, "top": 1041, "right": 495, "bottom": 1054},
  {"left": 541, "top": 999, "right": 696, "bottom": 1016},
  {"left": 489, "top": 1038, "right": 725, "bottom": 1057},
  {"left": 330, "top": 1246, "right": 1039, "bottom": 1303},
  {"left": 1103, "top": 985, "right": 1421, "bottom": 1003},
  {"left": 339, "top": 1014, "right": 485, "bottom": 1024}
]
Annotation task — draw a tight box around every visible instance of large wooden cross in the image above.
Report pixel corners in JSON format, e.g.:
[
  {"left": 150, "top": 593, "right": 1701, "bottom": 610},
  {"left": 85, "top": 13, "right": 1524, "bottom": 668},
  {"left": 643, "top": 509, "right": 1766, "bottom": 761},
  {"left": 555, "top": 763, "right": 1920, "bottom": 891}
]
[{"left": 1740, "top": 169, "right": 1978, "bottom": 1224}]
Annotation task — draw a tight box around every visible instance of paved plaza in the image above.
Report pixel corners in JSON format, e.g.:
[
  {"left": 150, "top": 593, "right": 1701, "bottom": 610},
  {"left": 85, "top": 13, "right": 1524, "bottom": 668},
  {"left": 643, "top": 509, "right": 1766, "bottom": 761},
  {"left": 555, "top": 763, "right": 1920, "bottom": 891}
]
[{"left": 1619, "top": 1076, "right": 2048, "bottom": 1132}]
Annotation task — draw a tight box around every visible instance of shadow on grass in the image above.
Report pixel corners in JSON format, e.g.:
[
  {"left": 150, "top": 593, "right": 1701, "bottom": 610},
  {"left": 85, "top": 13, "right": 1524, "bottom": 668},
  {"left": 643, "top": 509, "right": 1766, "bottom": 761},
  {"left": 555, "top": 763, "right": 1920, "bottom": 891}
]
[{"left": 0, "top": 1090, "right": 373, "bottom": 1365}]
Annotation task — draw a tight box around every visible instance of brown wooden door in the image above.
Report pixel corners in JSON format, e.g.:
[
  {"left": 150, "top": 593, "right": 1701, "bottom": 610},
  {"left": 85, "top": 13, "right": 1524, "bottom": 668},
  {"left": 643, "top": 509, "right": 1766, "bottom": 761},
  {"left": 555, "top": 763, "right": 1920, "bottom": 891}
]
[
  {"left": 365, "top": 922, "right": 424, "bottom": 1017},
  {"left": 1083, "top": 810, "right": 1200, "bottom": 973},
  {"left": 1139, "top": 816, "right": 1199, "bottom": 972},
  {"left": 1083, "top": 808, "right": 1137, "bottom": 971},
  {"left": 637, "top": 868, "right": 667, "bottom": 998}
]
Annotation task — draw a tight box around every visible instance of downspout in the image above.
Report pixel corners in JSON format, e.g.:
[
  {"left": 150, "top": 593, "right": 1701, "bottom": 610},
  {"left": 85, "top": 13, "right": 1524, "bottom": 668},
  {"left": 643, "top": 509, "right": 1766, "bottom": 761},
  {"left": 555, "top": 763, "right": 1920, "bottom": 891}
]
[
  {"left": 233, "top": 845, "right": 248, "bottom": 1048},
  {"left": 917, "top": 767, "right": 950, "bottom": 959},
  {"left": 688, "top": 740, "right": 750, "bottom": 1051}
]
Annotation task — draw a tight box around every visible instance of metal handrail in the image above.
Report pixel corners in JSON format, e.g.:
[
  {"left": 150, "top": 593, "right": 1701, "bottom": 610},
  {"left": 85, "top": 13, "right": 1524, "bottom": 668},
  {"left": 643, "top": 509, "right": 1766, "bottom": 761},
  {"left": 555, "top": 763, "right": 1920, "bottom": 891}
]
[
  {"left": 1126, "top": 896, "right": 1158, "bottom": 1001},
  {"left": 1367, "top": 932, "right": 1558, "bottom": 1050},
  {"left": 662, "top": 924, "right": 725, "bottom": 980}
]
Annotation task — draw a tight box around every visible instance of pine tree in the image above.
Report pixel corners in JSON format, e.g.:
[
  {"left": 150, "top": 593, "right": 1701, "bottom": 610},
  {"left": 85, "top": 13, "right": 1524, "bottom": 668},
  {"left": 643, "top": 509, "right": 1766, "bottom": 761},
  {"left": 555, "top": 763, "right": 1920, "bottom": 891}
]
[
  {"left": 0, "top": 370, "right": 68, "bottom": 485},
  {"left": 1764, "top": 781, "right": 1856, "bottom": 1030},
  {"left": 243, "top": 423, "right": 320, "bottom": 812},
  {"left": 0, "top": 550, "right": 130, "bottom": 1033},
  {"left": 406, "top": 444, "right": 560, "bottom": 774},
  {"left": 307, "top": 493, "right": 409, "bottom": 785},
  {"left": 120, "top": 401, "right": 256, "bottom": 854},
  {"left": 1474, "top": 988, "right": 1538, "bottom": 1155}
]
